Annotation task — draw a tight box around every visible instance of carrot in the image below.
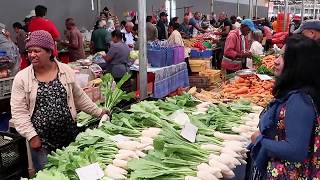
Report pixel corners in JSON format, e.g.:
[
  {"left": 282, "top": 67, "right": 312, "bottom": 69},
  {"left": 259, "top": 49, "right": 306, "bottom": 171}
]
[
  {"left": 230, "top": 87, "right": 249, "bottom": 94},
  {"left": 223, "top": 88, "right": 238, "bottom": 92}
]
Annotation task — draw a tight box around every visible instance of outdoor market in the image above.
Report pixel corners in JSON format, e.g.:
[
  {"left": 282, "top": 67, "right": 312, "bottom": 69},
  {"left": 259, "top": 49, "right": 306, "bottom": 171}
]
[{"left": 0, "top": 0, "right": 320, "bottom": 179}]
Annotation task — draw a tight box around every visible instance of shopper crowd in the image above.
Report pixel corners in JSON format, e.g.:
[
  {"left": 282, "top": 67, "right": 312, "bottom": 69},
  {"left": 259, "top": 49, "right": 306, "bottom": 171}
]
[{"left": 1, "top": 3, "right": 319, "bottom": 176}]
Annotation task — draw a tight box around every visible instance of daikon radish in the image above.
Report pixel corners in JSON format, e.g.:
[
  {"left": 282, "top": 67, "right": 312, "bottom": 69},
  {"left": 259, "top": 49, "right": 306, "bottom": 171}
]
[
  {"left": 106, "top": 164, "right": 128, "bottom": 175},
  {"left": 118, "top": 149, "right": 138, "bottom": 157},
  {"left": 213, "top": 132, "right": 247, "bottom": 142},
  {"left": 116, "top": 141, "right": 139, "bottom": 150},
  {"left": 245, "top": 120, "right": 259, "bottom": 127},
  {"left": 197, "top": 170, "right": 218, "bottom": 180},
  {"left": 209, "top": 159, "right": 231, "bottom": 173},
  {"left": 252, "top": 105, "right": 263, "bottom": 112},
  {"left": 239, "top": 158, "right": 247, "bottom": 164},
  {"left": 104, "top": 172, "right": 126, "bottom": 180},
  {"left": 231, "top": 127, "right": 246, "bottom": 134},
  {"left": 113, "top": 159, "right": 128, "bottom": 169},
  {"left": 220, "top": 153, "right": 241, "bottom": 166},
  {"left": 135, "top": 150, "right": 146, "bottom": 158},
  {"left": 222, "top": 170, "right": 235, "bottom": 179},
  {"left": 197, "top": 163, "right": 220, "bottom": 175},
  {"left": 143, "top": 145, "right": 154, "bottom": 151},
  {"left": 115, "top": 153, "right": 132, "bottom": 161},
  {"left": 141, "top": 128, "right": 161, "bottom": 138},
  {"left": 221, "top": 148, "right": 241, "bottom": 158},
  {"left": 139, "top": 136, "right": 154, "bottom": 145},
  {"left": 136, "top": 143, "right": 149, "bottom": 150},
  {"left": 241, "top": 116, "right": 253, "bottom": 122},
  {"left": 201, "top": 144, "right": 223, "bottom": 152},
  {"left": 185, "top": 176, "right": 202, "bottom": 180},
  {"left": 222, "top": 141, "right": 246, "bottom": 148}
]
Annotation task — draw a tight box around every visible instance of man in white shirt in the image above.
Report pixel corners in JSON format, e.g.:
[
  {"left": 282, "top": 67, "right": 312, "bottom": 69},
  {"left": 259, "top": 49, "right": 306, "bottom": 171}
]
[{"left": 121, "top": 22, "right": 135, "bottom": 49}]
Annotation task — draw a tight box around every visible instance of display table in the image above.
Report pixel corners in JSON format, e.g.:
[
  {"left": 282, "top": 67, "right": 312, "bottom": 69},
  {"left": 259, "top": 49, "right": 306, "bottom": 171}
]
[{"left": 131, "top": 62, "right": 189, "bottom": 98}]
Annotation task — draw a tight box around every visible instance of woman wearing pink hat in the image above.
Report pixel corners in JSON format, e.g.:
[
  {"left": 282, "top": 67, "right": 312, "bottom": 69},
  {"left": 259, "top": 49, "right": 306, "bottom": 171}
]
[{"left": 10, "top": 30, "right": 108, "bottom": 171}]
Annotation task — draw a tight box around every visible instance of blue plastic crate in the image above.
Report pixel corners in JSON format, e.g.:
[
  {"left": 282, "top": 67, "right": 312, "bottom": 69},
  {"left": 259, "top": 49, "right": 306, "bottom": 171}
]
[
  {"left": 165, "top": 48, "right": 174, "bottom": 66},
  {"left": 147, "top": 49, "right": 166, "bottom": 67},
  {"left": 190, "top": 49, "right": 212, "bottom": 58}
]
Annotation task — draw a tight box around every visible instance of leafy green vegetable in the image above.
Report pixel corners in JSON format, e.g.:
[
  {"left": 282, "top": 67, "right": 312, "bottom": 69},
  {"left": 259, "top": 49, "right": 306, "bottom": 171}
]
[
  {"left": 257, "top": 65, "right": 274, "bottom": 76},
  {"left": 25, "top": 169, "right": 69, "bottom": 180},
  {"left": 76, "top": 111, "right": 99, "bottom": 127},
  {"left": 252, "top": 54, "right": 263, "bottom": 65}
]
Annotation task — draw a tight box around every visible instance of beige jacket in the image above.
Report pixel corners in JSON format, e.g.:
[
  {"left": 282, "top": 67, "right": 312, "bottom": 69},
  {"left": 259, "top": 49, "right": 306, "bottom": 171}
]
[{"left": 10, "top": 61, "right": 102, "bottom": 141}]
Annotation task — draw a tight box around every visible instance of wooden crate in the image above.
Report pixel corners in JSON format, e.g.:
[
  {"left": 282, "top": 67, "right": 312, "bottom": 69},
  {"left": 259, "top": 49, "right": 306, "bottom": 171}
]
[{"left": 189, "top": 59, "right": 212, "bottom": 72}]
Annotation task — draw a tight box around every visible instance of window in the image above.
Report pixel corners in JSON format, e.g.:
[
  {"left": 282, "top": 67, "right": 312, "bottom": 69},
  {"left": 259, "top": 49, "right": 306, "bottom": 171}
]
[{"left": 165, "top": 0, "right": 176, "bottom": 19}]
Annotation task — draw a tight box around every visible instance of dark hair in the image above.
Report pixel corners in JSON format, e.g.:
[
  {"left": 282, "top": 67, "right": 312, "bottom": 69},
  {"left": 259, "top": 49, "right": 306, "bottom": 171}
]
[
  {"left": 103, "top": 7, "right": 109, "bottom": 12},
  {"left": 65, "top": 18, "right": 75, "bottom": 26},
  {"left": 184, "top": 13, "right": 189, "bottom": 17},
  {"left": 13, "top": 22, "right": 23, "bottom": 29},
  {"left": 146, "top": 16, "right": 152, "bottom": 22},
  {"left": 230, "top": 15, "right": 237, "bottom": 21},
  {"left": 121, "top": 20, "right": 126, "bottom": 26},
  {"left": 35, "top": 5, "right": 47, "bottom": 17},
  {"left": 100, "top": 12, "right": 108, "bottom": 18},
  {"left": 111, "top": 30, "right": 126, "bottom": 42},
  {"left": 272, "top": 35, "right": 320, "bottom": 103},
  {"left": 171, "top": 17, "right": 179, "bottom": 23},
  {"left": 172, "top": 23, "right": 180, "bottom": 31}
]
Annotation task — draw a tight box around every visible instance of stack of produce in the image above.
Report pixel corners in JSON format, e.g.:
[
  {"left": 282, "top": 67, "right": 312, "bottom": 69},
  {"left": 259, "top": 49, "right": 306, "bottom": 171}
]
[
  {"left": 255, "top": 55, "right": 276, "bottom": 76},
  {"left": 30, "top": 93, "right": 264, "bottom": 180}
]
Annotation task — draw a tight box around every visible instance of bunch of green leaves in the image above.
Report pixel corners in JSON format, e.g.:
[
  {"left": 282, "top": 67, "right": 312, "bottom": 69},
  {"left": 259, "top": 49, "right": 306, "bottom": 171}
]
[
  {"left": 76, "top": 111, "right": 99, "bottom": 127},
  {"left": 252, "top": 54, "right": 263, "bottom": 65},
  {"left": 25, "top": 169, "right": 69, "bottom": 180},
  {"left": 257, "top": 65, "right": 274, "bottom": 76},
  {"left": 165, "top": 92, "right": 201, "bottom": 108},
  {"left": 45, "top": 146, "right": 103, "bottom": 180},
  {"left": 101, "top": 73, "right": 134, "bottom": 110}
]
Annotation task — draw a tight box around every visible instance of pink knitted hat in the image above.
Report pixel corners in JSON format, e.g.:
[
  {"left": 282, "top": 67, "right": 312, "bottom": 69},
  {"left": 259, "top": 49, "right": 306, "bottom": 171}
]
[{"left": 25, "top": 30, "right": 55, "bottom": 52}]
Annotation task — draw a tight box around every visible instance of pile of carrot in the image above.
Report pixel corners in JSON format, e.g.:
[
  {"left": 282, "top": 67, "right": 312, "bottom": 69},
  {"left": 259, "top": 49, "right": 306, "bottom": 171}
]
[
  {"left": 262, "top": 55, "right": 276, "bottom": 70},
  {"left": 221, "top": 75, "right": 274, "bottom": 107}
]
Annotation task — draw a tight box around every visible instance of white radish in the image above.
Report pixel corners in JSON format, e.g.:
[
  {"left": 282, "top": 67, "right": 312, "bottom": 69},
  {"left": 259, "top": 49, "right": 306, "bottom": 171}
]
[
  {"left": 213, "top": 132, "right": 247, "bottom": 142},
  {"left": 185, "top": 176, "right": 202, "bottom": 180},
  {"left": 222, "top": 141, "right": 246, "bottom": 148},
  {"left": 143, "top": 145, "right": 154, "bottom": 151},
  {"left": 239, "top": 158, "right": 247, "bottom": 164},
  {"left": 116, "top": 141, "right": 139, "bottom": 150},
  {"left": 222, "top": 170, "right": 235, "bottom": 179},
  {"left": 106, "top": 164, "right": 128, "bottom": 175},
  {"left": 115, "top": 153, "right": 132, "bottom": 161},
  {"left": 104, "top": 172, "right": 126, "bottom": 180},
  {"left": 135, "top": 150, "right": 146, "bottom": 158},
  {"left": 197, "top": 170, "right": 218, "bottom": 180},
  {"left": 252, "top": 105, "right": 263, "bottom": 112},
  {"left": 141, "top": 128, "right": 161, "bottom": 138},
  {"left": 224, "top": 144, "right": 247, "bottom": 153},
  {"left": 200, "top": 144, "right": 223, "bottom": 152},
  {"left": 197, "top": 163, "right": 220, "bottom": 175},
  {"left": 137, "top": 143, "right": 150, "bottom": 150},
  {"left": 209, "top": 159, "right": 231, "bottom": 173},
  {"left": 221, "top": 148, "right": 241, "bottom": 158},
  {"left": 119, "top": 149, "right": 138, "bottom": 158},
  {"left": 113, "top": 159, "right": 128, "bottom": 169},
  {"left": 139, "top": 136, "right": 154, "bottom": 145},
  {"left": 220, "top": 153, "right": 241, "bottom": 166}
]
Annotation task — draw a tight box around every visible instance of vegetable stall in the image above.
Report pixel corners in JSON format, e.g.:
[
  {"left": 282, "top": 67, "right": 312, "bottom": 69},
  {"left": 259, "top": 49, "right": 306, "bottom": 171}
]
[{"left": 27, "top": 83, "right": 266, "bottom": 180}]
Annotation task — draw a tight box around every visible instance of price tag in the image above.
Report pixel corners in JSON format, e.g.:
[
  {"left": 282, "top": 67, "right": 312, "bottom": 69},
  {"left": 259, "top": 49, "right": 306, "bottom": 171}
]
[
  {"left": 256, "top": 74, "right": 273, "bottom": 81},
  {"left": 76, "top": 163, "right": 104, "bottom": 180},
  {"left": 180, "top": 122, "right": 198, "bottom": 143}
]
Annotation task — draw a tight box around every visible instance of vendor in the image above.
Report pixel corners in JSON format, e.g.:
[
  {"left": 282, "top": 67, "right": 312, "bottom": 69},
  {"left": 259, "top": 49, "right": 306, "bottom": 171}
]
[
  {"left": 121, "top": 22, "right": 135, "bottom": 50},
  {"left": 103, "top": 30, "right": 130, "bottom": 82},
  {"left": 250, "top": 30, "right": 264, "bottom": 55},
  {"left": 10, "top": 30, "right": 108, "bottom": 171},
  {"left": 189, "top": 12, "right": 207, "bottom": 37},
  {"left": 222, "top": 19, "right": 255, "bottom": 73},
  {"left": 167, "top": 23, "right": 184, "bottom": 46}
]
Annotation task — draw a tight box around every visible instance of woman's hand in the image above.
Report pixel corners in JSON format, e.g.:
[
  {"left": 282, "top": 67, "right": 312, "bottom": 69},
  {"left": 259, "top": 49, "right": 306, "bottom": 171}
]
[
  {"left": 251, "top": 131, "right": 261, "bottom": 144},
  {"left": 100, "top": 108, "right": 111, "bottom": 117},
  {"left": 29, "top": 136, "right": 42, "bottom": 150}
]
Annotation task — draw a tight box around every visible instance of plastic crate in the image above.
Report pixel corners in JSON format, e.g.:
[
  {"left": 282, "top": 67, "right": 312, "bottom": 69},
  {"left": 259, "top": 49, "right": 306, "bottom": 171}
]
[
  {"left": 190, "top": 49, "right": 212, "bottom": 58},
  {"left": 0, "top": 132, "right": 28, "bottom": 180},
  {"left": 0, "top": 77, "right": 14, "bottom": 98},
  {"left": 147, "top": 49, "right": 166, "bottom": 67},
  {"left": 189, "top": 59, "right": 212, "bottom": 72}
]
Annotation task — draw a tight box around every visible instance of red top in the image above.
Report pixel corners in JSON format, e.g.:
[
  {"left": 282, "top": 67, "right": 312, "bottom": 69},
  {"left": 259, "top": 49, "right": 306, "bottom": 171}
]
[
  {"left": 28, "top": 17, "right": 60, "bottom": 40},
  {"left": 28, "top": 17, "right": 60, "bottom": 56}
]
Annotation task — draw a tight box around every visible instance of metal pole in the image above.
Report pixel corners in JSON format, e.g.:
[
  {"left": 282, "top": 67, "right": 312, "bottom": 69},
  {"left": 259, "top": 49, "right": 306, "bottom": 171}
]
[
  {"left": 170, "top": 0, "right": 173, "bottom": 20},
  {"left": 97, "top": 0, "right": 101, "bottom": 13},
  {"left": 283, "top": 0, "right": 288, "bottom": 32},
  {"left": 301, "top": 0, "right": 305, "bottom": 22},
  {"left": 249, "top": 0, "right": 253, "bottom": 18},
  {"left": 237, "top": 0, "right": 240, "bottom": 17},
  {"left": 255, "top": 0, "right": 258, "bottom": 18},
  {"left": 138, "top": 0, "right": 147, "bottom": 100},
  {"left": 313, "top": 0, "right": 317, "bottom": 19},
  {"left": 211, "top": 0, "right": 214, "bottom": 14}
]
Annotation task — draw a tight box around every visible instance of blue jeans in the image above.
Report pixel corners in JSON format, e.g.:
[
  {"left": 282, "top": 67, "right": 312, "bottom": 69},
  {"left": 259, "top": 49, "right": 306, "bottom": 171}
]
[{"left": 31, "top": 148, "right": 48, "bottom": 172}]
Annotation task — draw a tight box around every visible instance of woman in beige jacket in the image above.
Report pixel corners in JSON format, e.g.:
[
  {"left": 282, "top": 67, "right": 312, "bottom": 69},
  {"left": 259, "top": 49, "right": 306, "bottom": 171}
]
[{"left": 10, "top": 30, "right": 108, "bottom": 171}]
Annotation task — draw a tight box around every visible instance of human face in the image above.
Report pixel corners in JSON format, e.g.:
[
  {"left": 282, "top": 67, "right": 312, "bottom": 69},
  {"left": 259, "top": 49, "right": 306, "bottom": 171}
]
[
  {"left": 274, "top": 46, "right": 285, "bottom": 77},
  {"left": 240, "top": 25, "right": 250, "bottom": 36},
  {"left": 194, "top": 13, "right": 201, "bottom": 20},
  {"left": 125, "top": 25, "right": 133, "bottom": 33},
  {"left": 28, "top": 47, "right": 51, "bottom": 67},
  {"left": 14, "top": 28, "right": 19, "bottom": 34},
  {"left": 302, "top": 29, "right": 320, "bottom": 41}
]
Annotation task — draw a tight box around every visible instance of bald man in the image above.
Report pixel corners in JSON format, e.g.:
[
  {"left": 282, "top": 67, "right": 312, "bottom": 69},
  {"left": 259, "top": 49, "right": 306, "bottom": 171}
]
[{"left": 121, "top": 22, "right": 135, "bottom": 49}]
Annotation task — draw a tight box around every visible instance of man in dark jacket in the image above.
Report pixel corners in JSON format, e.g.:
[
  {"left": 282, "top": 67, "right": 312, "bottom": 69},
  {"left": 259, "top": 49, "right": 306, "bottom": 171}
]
[{"left": 157, "top": 12, "right": 168, "bottom": 40}]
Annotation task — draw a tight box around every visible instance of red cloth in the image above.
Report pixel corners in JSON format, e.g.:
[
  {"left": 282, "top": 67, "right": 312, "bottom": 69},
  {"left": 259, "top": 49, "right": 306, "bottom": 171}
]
[
  {"left": 20, "top": 54, "right": 29, "bottom": 70},
  {"left": 264, "top": 26, "right": 273, "bottom": 40},
  {"left": 223, "top": 29, "right": 251, "bottom": 59},
  {"left": 28, "top": 17, "right": 60, "bottom": 57}
]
